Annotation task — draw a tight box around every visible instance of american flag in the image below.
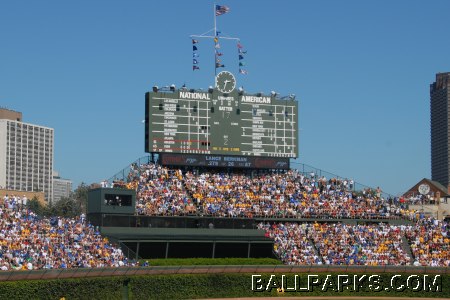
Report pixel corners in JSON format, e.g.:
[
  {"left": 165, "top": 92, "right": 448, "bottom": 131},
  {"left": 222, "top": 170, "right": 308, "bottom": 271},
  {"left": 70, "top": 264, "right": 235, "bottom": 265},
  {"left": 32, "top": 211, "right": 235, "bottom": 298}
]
[{"left": 216, "top": 5, "right": 230, "bottom": 16}]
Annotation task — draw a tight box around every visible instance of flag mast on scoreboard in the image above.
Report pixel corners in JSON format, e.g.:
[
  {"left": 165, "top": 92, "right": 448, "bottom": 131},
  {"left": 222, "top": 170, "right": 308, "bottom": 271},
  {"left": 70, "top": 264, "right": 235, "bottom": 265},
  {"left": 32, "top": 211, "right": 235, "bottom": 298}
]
[{"left": 190, "top": 4, "right": 248, "bottom": 79}]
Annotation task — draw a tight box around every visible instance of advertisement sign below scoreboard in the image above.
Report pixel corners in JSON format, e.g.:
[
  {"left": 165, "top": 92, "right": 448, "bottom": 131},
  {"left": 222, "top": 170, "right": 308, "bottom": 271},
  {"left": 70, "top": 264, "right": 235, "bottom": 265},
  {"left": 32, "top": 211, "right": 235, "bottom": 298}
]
[{"left": 160, "top": 154, "right": 290, "bottom": 169}]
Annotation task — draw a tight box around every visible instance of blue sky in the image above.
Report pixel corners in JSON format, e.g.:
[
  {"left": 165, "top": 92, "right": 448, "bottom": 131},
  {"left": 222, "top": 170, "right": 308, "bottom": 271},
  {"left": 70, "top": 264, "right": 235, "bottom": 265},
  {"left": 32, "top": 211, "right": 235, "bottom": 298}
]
[{"left": 1, "top": 0, "right": 449, "bottom": 196}]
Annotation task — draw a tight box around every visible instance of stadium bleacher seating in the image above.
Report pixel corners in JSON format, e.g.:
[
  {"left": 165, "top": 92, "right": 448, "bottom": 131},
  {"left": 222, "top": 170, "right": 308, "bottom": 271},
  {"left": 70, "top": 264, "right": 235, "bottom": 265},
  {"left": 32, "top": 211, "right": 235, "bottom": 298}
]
[{"left": 0, "top": 161, "right": 448, "bottom": 270}]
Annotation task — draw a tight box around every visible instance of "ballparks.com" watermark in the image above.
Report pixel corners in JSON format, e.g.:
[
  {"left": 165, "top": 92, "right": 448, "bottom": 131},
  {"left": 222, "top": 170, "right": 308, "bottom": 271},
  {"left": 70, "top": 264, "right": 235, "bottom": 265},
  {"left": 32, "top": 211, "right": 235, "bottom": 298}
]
[{"left": 251, "top": 274, "right": 442, "bottom": 293}]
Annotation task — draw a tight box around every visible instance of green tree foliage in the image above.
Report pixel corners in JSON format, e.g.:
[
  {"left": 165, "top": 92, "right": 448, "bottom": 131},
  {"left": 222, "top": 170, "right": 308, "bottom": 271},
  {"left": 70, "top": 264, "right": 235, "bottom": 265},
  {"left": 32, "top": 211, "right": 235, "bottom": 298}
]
[
  {"left": 72, "top": 182, "right": 91, "bottom": 214},
  {"left": 27, "top": 196, "right": 49, "bottom": 216},
  {"left": 50, "top": 182, "right": 92, "bottom": 217},
  {"left": 27, "top": 183, "right": 92, "bottom": 218},
  {"left": 50, "top": 196, "right": 82, "bottom": 218}
]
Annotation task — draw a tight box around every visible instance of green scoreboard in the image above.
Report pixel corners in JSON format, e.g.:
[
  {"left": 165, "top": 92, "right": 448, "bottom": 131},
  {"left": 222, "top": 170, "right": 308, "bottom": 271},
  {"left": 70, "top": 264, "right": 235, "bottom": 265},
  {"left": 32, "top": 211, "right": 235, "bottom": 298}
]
[{"left": 145, "top": 71, "right": 298, "bottom": 161}]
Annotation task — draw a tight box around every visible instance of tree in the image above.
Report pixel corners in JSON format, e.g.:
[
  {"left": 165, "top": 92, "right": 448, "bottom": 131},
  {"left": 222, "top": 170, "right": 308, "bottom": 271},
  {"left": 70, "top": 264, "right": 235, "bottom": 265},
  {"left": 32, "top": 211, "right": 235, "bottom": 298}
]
[
  {"left": 51, "top": 196, "right": 81, "bottom": 218},
  {"left": 28, "top": 196, "right": 50, "bottom": 216},
  {"left": 72, "top": 182, "right": 91, "bottom": 214}
]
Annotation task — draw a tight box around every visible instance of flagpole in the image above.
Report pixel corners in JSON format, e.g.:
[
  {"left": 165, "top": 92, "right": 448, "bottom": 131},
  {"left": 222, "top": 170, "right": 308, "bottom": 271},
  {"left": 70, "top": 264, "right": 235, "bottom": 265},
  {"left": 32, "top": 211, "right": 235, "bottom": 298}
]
[
  {"left": 214, "top": 3, "right": 217, "bottom": 37},
  {"left": 190, "top": 4, "right": 245, "bottom": 77},
  {"left": 214, "top": 3, "right": 217, "bottom": 78}
]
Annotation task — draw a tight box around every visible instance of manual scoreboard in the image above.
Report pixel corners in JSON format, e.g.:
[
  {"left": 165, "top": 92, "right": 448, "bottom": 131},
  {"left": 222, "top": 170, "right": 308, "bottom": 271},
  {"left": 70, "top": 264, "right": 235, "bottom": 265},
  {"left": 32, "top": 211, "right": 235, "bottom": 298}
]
[{"left": 145, "top": 71, "right": 298, "bottom": 159}]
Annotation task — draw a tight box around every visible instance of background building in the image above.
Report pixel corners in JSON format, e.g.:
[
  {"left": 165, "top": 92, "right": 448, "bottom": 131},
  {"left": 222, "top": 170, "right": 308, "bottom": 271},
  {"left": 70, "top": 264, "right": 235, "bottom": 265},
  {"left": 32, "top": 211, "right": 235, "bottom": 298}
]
[
  {"left": 430, "top": 72, "right": 450, "bottom": 189},
  {"left": 0, "top": 108, "right": 22, "bottom": 122},
  {"left": 53, "top": 170, "right": 73, "bottom": 203},
  {"left": 0, "top": 109, "right": 54, "bottom": 203}
]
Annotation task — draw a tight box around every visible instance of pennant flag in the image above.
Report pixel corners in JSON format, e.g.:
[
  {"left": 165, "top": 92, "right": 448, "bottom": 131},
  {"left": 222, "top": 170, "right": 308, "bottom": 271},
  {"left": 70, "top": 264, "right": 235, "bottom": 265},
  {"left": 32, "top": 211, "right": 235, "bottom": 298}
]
[
  {"left": 239, "top": 54, "right": 244, "bottom": 60},
  {"left": 193, "top": 59, "right": 199, "bottom": 64},
  {"left": 216, "top": 31, "right": 221, "bottom": 36},
  {"left": 216, "top": 5, "right": 230, "bottom": 16},
  {"left": 193, "top": 66, "right": 200, "bottom": 70},
  {"left": 214, "top": 37, "right": 219, "bottom": 43},
  {"left": 214, "top": 43, "right": 220, "bottom": 49},
  {"left": 239, "top": 62, "right": 245, "bottom": 66},
  {"left": 193, "top": 53, "right": 199, "bottom": 58},
  {"left": 215, "top": 63, "right": 225, "bottom": 68},
  {"left": 239, "top": 69, "right": 248, "bottom": 75},
  {"left": 215, "top": 52, "right": 223, "bottom": 56},
  {"left": 192, "top": 39, "right": 199, "bottom": 44},
  {"left": 216, "top": 58, "right": 221, "bottom": 63},
  {"left": 237, "top": 42, "right": 243, "bottom": 49},
  {"left": 238, "top": 49, "right": 247, "bottom": 54},
  {"left": 193, "top": 45, "right": 198, "bottom": 51}
]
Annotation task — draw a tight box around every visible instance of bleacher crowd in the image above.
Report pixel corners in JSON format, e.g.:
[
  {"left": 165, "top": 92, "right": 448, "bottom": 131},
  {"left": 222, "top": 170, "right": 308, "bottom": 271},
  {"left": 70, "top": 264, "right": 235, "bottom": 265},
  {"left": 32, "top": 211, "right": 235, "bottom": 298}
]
[
  {"left": 0, "top": 195, "right": 130, "bottom": 271},
  {"left": 126, "top": 163, "right": 416, "bottom": 220},
  {"left": 122, "top": 162, "right": 449, "bottom": 266},
  {"left": 258, "top": 219, "right": 449, "bottom": 267},
  {"left": 0, "top": 161, "right": 448, "bottom": 270}
]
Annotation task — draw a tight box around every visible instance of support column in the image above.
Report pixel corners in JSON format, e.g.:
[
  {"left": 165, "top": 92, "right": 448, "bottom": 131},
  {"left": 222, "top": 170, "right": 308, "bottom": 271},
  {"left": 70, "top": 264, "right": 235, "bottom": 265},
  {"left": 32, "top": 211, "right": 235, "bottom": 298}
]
[
  {"left": 136, "top": 242, "right": 140, "bottom": 261},
  {"left": 165, "top": 241, "right": 169, "bottom": 259}
]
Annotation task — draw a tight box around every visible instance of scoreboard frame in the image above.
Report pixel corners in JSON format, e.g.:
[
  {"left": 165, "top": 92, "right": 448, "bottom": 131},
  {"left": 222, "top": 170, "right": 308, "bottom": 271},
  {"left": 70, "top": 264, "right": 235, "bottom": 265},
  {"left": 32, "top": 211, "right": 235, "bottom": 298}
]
[{"left": 145, "top": 79, "right": 298, "bottom": 160}]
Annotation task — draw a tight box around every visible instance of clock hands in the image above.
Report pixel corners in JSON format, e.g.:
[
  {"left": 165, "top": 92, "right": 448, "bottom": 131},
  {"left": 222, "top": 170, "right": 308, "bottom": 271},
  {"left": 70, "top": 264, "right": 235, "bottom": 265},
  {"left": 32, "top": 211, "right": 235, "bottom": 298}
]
[{"left": 223, "top": 79, "right": 230, "bottom": 89}]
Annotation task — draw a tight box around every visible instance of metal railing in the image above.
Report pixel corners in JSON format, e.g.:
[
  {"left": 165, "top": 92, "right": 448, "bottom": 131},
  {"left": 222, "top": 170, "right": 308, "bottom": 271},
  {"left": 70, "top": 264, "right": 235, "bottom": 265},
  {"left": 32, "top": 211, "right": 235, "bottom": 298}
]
[{"left": 107, "top": 156, "right": 152, "bottom": 186}]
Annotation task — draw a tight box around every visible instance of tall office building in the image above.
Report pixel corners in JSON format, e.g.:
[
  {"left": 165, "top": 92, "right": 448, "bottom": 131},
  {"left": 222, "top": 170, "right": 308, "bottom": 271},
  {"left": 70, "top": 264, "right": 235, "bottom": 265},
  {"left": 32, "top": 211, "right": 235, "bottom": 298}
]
[
  {"left": 430, "top": 72, "right": 450, "bottom": 188},
  {"left": 53, "top": 171, "right": 72, "bottom": 203},
  {"left": 0, "top": 109, "right": 54, "bottom": 203}
]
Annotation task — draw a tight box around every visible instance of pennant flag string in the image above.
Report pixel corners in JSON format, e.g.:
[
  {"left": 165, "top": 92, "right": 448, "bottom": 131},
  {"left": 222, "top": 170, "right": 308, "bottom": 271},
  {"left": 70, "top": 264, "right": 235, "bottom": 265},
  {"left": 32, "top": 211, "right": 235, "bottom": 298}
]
[
  {"left": 193, "top": 39, "right": 200, "bottom": 71},
  {"left": 237, "top": 41, "right": 248, "bottom": 75}
]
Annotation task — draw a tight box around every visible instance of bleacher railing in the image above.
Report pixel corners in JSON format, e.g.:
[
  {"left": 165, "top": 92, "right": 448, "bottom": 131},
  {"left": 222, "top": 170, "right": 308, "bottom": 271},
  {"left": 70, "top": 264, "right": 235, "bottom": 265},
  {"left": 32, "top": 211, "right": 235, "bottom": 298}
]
[{"left": 107, "top": 156, "right": 152, "bottom": 185}]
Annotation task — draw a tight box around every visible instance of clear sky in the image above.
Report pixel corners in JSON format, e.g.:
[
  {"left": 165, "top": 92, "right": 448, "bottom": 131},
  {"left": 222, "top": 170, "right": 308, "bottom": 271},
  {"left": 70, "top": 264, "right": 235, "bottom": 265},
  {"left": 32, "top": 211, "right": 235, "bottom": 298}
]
[{"left": 1, "top": 0, "right": 449, "bottom": 196}]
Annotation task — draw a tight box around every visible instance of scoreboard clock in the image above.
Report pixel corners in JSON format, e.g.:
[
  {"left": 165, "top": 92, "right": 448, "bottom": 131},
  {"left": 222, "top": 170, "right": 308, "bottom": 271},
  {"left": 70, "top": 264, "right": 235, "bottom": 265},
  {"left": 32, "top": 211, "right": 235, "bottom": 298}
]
[
  {"left": 145, "top": 72, "right": 299, "bottom": 159},
  {"left": 215, "top": 71, "right": 236, "bottom": 93}
]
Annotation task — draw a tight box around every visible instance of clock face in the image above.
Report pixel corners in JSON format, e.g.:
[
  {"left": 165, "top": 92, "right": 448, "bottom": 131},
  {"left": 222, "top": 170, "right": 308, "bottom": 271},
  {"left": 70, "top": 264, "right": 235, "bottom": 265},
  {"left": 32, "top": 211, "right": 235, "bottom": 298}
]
[
  {"left": 418, "top": 184, "right": 430, "bottom": 195},
  {"left": 215, "top": 71, "right": 236, "bottom": 93}
]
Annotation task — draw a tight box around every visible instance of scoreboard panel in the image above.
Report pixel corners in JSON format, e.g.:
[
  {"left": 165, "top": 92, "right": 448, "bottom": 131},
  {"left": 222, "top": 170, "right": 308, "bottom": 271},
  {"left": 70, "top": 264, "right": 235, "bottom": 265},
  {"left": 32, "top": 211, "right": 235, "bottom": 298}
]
[
  {"left": 159, "top": 153, "right": 290, "bottom": 169},
  {"left": 145, "top": 86, "right": 298, "bottom": 158}
]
